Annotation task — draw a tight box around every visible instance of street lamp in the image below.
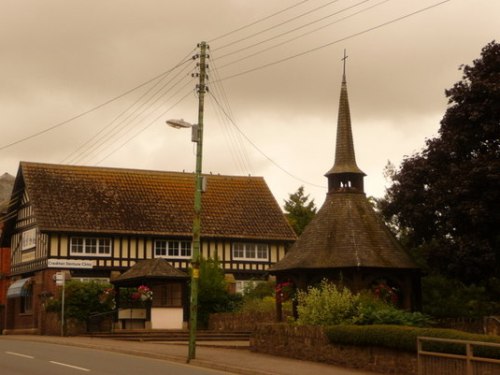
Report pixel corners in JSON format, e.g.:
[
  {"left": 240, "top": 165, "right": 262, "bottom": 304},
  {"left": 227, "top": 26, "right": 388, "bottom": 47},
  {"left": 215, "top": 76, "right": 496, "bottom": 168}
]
[{"left": 167, "top": 118, "right": 203, "bottom": 363}]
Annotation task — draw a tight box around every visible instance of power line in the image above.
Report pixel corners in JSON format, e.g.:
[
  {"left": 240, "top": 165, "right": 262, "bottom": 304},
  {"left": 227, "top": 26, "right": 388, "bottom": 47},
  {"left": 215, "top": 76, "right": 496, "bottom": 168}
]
[
  {"left": 95, "top": 86, "right": 194, "bottom": 165},
  {"left": 213, "top": 0, "right": 341, "bottom": 52},
  {"left": 66, "top": 65, "right": 195, "bottom": 165},
  {"left": 208, "top": 0, "right": 313, "bottom": 43},
  {"left": 209, "top": 91, "right": 326, "bottom": 189},
  {"left": 61, "top": 61, "right": 194, "bottom": 164},
  {"left": 214, "top": 0, "right": 451, "bottom": 83},
  {"left": 208, "top": 58, "right": 254, "bottom": 175},
  {"left": 216, "top": 0, "right": 386, "bottom": 68},
  {"left": 0, "top": 52, "right": 195, "bottom": 153}
]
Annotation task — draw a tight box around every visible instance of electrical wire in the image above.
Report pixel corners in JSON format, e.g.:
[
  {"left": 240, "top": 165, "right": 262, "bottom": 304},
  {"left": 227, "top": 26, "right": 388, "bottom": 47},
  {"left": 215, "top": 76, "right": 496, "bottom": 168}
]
[
  {"left": 61, "top": 59, "right": 194, "bottom": 164},
  {"left": 213, "top": 0, "right": 341, "bottom": 52},
  {"left": 0, "top": 51, "right": 195, "bottom": 153},
  {"left": 67, "top": 64, "right": 196, "bottom": 165},
  {"left": 95, "top": 86, "right": 195, "bottom": 165},
  {"left": 208, "top": 57, "right": 254, "bottom": 175},
  {"left": 215, "top": 0, "right": 383, "bottom": 64},
  {"left": 0, "top": 1, "right": 452, "bottom": 168},
  {"left": 214, "top": 0, "right": 451, "bottom": 83},
  {"left": 209, "top": 91, "right": 326, "bottom": 188},
  {"left": 208, "top": 0, "right": 313, "bottom": 43}
]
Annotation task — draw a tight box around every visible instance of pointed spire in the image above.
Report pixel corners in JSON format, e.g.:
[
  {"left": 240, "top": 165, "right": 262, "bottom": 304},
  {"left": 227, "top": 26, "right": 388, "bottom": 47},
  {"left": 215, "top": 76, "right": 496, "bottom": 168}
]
[{"left": 325, "top": 51, "right": 365, "bottom": 193}]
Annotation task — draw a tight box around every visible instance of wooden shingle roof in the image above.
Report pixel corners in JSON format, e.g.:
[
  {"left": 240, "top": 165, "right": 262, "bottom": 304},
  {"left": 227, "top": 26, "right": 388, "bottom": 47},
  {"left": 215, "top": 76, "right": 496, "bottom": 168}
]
[
  {"left": 112, "top": 259, "right": 188, "bottom": 285},
  {"left": 271, "top": 70, "right": 417, "bottom": 273},
  {"left": 16, "top": 162, "right": 296, "bottom": 241},
  {"left": 271, "top": 191, "right": 417, "bottom": 272},
  {"left": 325, "top": 74, "right": 365, "bottom": 177}
]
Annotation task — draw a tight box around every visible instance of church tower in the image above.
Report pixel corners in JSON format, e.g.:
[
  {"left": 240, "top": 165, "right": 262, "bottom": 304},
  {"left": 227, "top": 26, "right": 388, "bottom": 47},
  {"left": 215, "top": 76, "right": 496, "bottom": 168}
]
[{"left": 271, "top": 56, "right": 420, "bottom": 311}]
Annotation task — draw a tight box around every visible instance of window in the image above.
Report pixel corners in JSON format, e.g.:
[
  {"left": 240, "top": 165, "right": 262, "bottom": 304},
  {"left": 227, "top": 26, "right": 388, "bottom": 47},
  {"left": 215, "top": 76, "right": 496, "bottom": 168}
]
[
  {"left": 20, "top": 287, "right": 33, "bottom": 314},
  {"left": 154, "top": 240, "right": 192, "bottom": 259},
  {"left": 235, "top": 280, "right": 263, "bottom": 294},
  {"left": 70, "top": 237, "right": 112, "bottom": 257},
  {"left": 153, "top": 283, "right": 183, "bottom": 307},
  {"left": 232, "top": 242, "right": 269, "bottom": 261}
]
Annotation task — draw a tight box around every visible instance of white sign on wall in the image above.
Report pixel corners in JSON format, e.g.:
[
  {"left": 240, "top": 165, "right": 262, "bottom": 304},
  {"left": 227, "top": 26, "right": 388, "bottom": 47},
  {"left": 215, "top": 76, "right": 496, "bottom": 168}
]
[
  {"left": 21, "top": 228, "right": 37, "bottom": 250},
  {"left": 47, "top": 259, "right": 94, "bottom": 269}
]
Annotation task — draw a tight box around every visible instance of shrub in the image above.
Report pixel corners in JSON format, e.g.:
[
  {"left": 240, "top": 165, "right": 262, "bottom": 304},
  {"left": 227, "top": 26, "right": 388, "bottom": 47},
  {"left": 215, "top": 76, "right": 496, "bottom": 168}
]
[
  {"left": 422, "top": 274, "right": 499, "bottom": 318},
  {"left": 295, "top": 280, "right": 431, "bottom": 327},
  {"left": 296, "top": 280, "right": 359, "bottom": 326},
  {"left": 239, "top": 296, "right": 276, "bottom": 314},
  {"left": 242, "top": 280, "right": 275, "bottom": 300},
  {"left": 46, "top": 280, "right": 114, "bottom": 322},
  {"left": 325, "top": 325, "right": 500, "bottom": 358},
  {"left": 197, "top": 256, "right": 238, "bottom": 328},
  {"left": 352, "top": 292, "right": 431, "bottom": 327}
]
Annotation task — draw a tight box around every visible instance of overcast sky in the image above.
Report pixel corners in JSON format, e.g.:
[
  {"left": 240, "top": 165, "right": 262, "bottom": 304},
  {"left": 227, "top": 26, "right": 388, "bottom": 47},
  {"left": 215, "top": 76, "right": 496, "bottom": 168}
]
[{"left": 0, "top": 0, "right": 498, "bottom": 208}]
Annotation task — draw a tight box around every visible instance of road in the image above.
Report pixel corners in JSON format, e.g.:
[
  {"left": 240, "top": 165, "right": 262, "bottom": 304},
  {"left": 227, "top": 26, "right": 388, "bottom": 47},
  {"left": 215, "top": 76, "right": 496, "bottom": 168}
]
[{"left": 0, "top": 339, "right": 233, "bottom": 375}]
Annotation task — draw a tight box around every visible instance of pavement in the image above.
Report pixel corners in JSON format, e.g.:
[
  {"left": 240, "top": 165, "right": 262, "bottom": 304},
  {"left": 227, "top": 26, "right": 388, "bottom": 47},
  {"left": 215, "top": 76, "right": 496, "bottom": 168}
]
[{"left": 0, "top": 335, "right": 378, "bottom": 375}]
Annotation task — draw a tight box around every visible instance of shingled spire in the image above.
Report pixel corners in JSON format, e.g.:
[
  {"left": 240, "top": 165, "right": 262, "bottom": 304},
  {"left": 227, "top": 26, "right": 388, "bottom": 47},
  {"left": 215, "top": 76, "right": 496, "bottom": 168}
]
[
  {"left": 325, "top": 51, "right": 365, "bottom": 193},
  {"left": 271, "top": 57, "right": 420, "bottom": 312}
]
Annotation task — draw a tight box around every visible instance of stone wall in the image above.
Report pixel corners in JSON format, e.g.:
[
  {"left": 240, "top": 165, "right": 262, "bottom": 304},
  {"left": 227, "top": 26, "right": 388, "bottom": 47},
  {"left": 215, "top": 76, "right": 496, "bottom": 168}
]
[
  {"left": 209, "top": 312, "right": 275, "bottom": 331},
  {"left": 43, "top": 311, "right": 86, "bottom": 336},
  {"left": 251, "top": 324, "right": 417, "bottom": 375}
]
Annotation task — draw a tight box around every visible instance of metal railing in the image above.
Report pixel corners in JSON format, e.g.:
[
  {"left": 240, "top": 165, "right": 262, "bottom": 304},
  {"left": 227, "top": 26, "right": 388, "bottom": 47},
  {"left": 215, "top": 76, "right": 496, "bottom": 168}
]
[{"left": 417, "top": 336, "right": 500, "bottom": 375}]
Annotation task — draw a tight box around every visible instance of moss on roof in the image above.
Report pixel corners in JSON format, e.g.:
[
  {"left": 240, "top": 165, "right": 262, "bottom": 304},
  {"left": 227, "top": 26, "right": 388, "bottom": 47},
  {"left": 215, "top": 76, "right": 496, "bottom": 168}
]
[
  {"left": 15, "top": 162, "right": 297, "bottom": 241},
  {"left": 271, "top": 191, "right": 417, "bottom": 272}
]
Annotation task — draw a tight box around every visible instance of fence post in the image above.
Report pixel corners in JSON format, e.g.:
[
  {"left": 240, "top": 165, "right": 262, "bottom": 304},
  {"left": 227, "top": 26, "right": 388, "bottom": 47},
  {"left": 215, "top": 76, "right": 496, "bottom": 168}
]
[
  {"left": 466, "top": 342, "right": 473, "bottom": 375},
  {"left": 417, "top": 338, "right": 422, "bottom": 375}
]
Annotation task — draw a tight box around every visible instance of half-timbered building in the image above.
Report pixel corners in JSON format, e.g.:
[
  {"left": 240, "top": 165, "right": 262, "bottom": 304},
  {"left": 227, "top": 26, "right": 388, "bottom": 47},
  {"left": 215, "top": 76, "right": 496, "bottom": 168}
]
[{"left": 1, "top": 162, "right": 296, "bottom": 333}]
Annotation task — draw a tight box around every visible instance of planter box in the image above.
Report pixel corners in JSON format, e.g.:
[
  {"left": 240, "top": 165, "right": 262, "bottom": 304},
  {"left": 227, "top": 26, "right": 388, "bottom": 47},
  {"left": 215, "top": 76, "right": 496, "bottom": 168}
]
[{"left": 118, "top": 308, "right": 146, "bottom": 320}]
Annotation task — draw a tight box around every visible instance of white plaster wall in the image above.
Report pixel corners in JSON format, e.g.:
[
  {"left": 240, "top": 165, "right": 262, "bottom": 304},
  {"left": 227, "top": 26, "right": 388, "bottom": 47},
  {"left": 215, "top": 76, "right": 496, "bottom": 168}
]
[{"left": 151, "top": 308, "right": 184, "bottom": 329}]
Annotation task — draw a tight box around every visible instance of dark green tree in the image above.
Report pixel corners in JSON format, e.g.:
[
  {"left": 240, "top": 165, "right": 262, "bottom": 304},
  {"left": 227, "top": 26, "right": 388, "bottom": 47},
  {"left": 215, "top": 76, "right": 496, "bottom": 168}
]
[
  {"left": 283, "top": 186, "right": 317, "bottom": 235},
  {"left": 379, "top": 41, "right": 500, "bottom": 285},
  {"left": 196, "top": 256, "right": 237, "bottom": 328}
]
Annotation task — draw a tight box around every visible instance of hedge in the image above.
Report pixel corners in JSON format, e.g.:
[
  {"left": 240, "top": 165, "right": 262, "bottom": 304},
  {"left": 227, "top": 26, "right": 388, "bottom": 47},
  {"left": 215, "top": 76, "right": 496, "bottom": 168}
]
[{"left": 325, "top": 325, "right": 500, "bottom": 359}]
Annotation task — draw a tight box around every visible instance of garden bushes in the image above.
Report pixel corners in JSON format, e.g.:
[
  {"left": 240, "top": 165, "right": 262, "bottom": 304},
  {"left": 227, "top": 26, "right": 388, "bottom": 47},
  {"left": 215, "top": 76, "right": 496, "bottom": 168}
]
[{"left": 325, "top": 325, "right": 500, "bottom": 358}]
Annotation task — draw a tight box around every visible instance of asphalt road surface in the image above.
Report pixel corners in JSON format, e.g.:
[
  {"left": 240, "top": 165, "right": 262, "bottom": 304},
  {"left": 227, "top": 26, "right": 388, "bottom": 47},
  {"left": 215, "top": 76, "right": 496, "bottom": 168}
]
[{"left": 0, "top": 339, "right": 234, "bottom": 375}]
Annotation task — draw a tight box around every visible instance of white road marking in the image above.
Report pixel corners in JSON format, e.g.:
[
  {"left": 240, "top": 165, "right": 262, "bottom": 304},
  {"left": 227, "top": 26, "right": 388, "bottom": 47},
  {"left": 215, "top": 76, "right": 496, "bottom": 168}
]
[
  {"left": 5, "top": 351, "right": 35, "bottom": 359},
  {"left": 49, "top": 361, "right": 90, "bottom": 372}
]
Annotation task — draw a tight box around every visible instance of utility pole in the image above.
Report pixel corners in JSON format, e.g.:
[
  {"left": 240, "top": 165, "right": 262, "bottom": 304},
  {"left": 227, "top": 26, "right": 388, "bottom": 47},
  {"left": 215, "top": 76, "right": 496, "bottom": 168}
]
[{"left": 188, "top": 41, "right": 209, "bottom": 362}]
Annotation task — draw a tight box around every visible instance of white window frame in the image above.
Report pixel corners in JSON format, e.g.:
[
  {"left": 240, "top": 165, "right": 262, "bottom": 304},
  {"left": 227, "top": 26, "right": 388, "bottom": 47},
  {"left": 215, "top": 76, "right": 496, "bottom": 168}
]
[
  {"left": 70, "top": 237, "right": 112, "bottom": 257},
  {"left": 232, "top": 242, "right": 269, "bottom": 261},
  {"left": 154, "top": 240, "right": 192, "bottom": 259}
]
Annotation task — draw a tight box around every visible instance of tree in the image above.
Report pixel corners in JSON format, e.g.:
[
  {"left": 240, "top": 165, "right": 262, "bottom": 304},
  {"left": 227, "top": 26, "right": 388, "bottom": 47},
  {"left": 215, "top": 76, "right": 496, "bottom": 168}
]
[
  {"left": 283, "top": 186, "right": 317, "bottom": 235},
  {"left": 379, "top": 41, "right": 500, "bottom": 285},
  {"left": 196, "top": 256, "right": 237, "bottom": 328}
]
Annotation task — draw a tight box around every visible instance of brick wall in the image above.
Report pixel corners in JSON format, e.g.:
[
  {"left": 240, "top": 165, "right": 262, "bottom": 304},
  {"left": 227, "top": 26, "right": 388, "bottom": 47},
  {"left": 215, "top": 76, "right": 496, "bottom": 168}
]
[
  {"left": 0, "top": 244, "right": 10, "bottom": 304},
  {"left": 251, "top": 324, "right": 417, "bottom": 375}
]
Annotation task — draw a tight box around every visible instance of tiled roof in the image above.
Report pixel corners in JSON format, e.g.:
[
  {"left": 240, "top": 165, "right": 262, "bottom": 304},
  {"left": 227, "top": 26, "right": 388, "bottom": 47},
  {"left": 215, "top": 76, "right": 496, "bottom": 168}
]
[
  {"left": 271, "top": 191, "right": 418, "bottom": 272},
  {"left": 112, "top": 259, "right": 188, "bottom": 284},
  {"left": 17, "top": 162, "right": 297, "bottom": 241},
  {"left": 0, "top": 173, "right": 15, "bottom": 214}
]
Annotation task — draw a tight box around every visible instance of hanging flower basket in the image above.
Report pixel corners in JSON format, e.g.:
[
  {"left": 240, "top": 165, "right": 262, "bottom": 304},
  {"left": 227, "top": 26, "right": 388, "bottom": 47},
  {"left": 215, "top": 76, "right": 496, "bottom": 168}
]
[
  {"left": 276, "top": 280, "right": 295, "bottom": 303},
  {"left": 136, "top": 285, "right": 153, "bottom": 302}
]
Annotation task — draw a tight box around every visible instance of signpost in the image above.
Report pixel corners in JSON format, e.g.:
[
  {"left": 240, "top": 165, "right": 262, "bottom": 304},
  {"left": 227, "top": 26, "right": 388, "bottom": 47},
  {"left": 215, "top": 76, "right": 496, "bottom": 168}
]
[{"left": 55, "top": 272, "right": 66, "bottom": 336}]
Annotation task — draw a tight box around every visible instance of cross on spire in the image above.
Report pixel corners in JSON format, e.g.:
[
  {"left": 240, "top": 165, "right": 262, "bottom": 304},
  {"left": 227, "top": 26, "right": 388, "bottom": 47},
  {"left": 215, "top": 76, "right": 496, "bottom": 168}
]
[{"left": 341, "top": 49, "right": 348, "bottom": 81}]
